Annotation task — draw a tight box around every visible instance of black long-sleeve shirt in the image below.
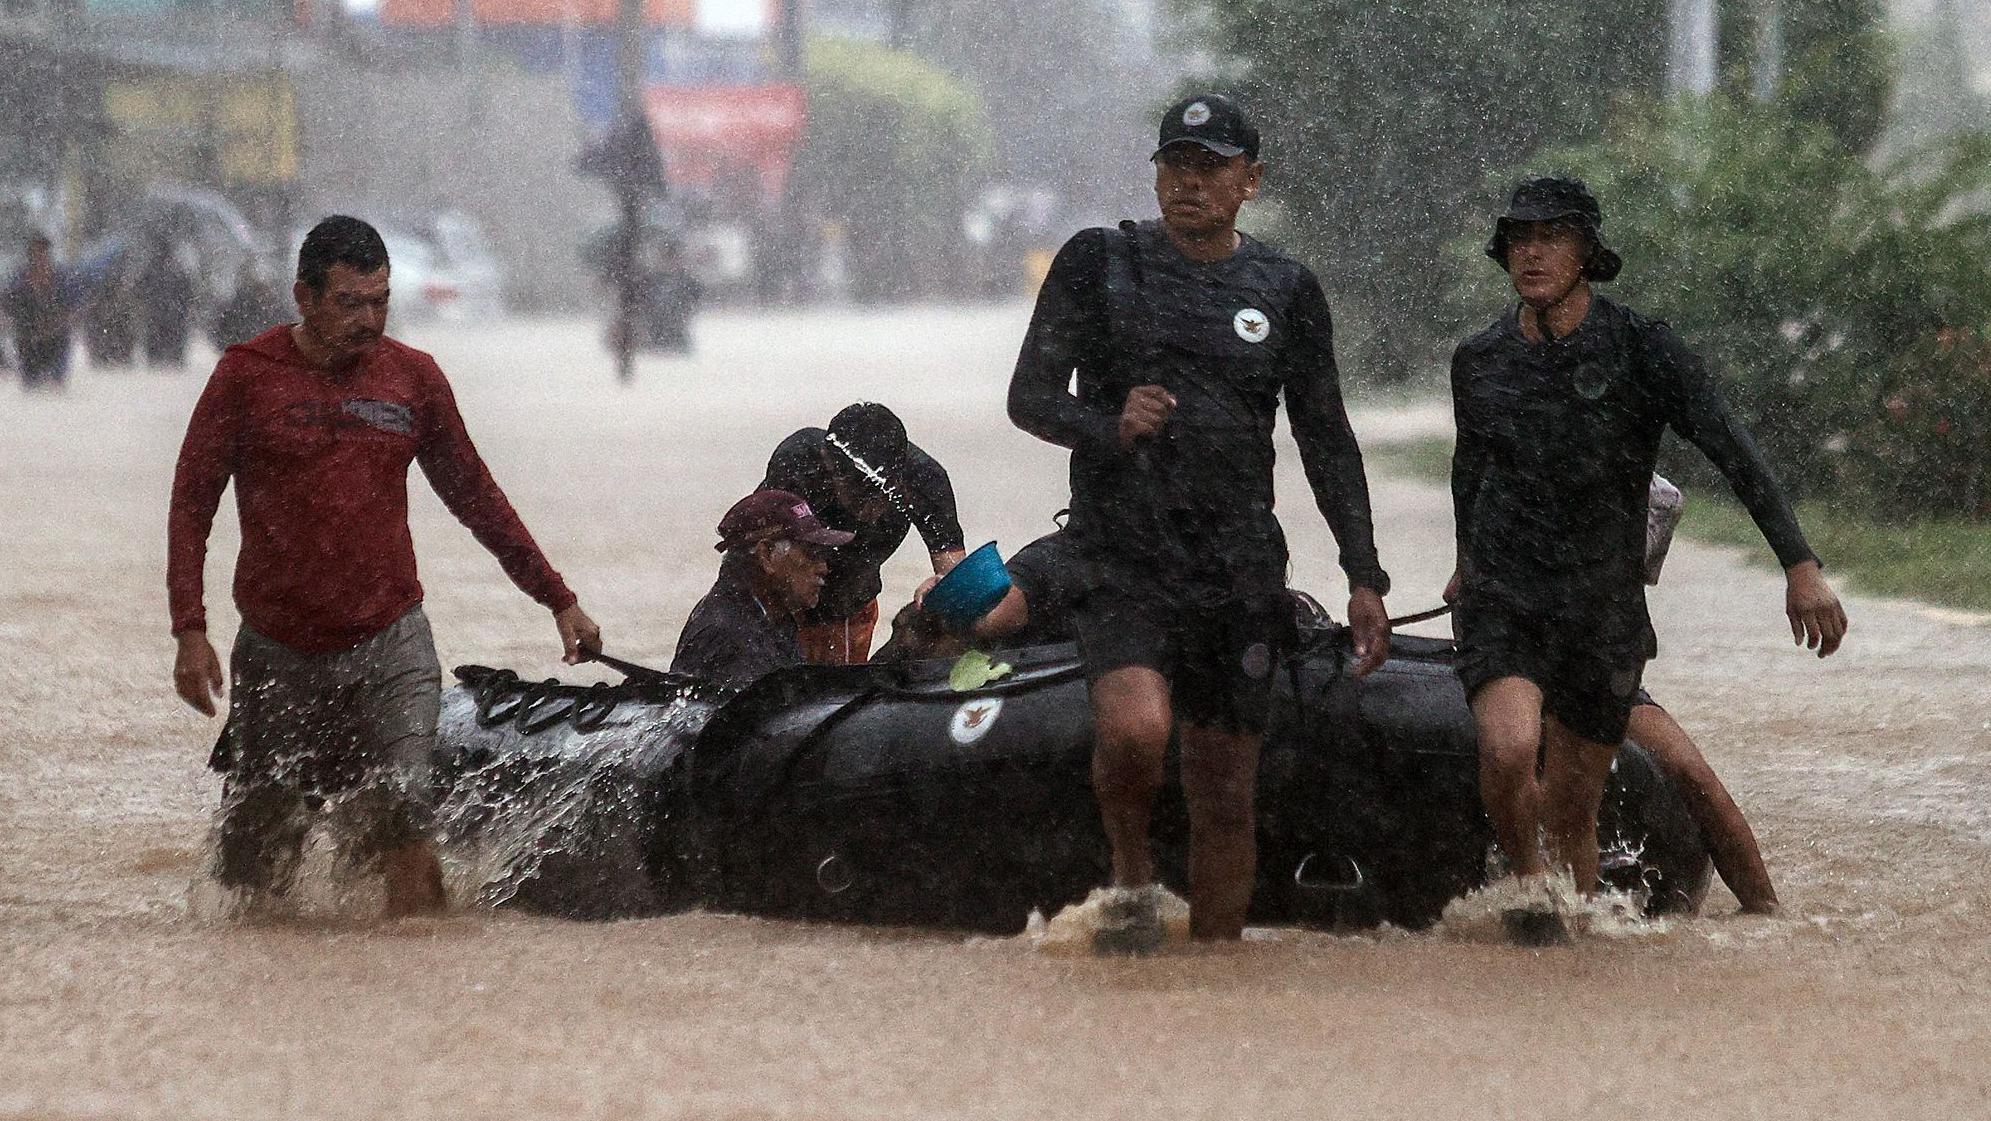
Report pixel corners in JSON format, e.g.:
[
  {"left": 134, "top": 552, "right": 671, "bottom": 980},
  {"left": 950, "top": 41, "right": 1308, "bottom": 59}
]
[
  {"left": 761, "top": 427, "right": 965, "bottom": 621},
  {"left": 1008, "top": 223, "right": 1388, "bottom": 603},
  {"left": 1450, "top": 297, "right": 1815, "bottom": 634},
  {"left": 671, "top": 560, "right": 802, "bottom": 691}
]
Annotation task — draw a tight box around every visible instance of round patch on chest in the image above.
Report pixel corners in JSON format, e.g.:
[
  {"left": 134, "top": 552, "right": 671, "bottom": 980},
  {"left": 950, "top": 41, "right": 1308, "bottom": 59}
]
[
  {"left": 1233, "top": 307, "right": 1271, "bottom": 344},
  {"left": 1570, "top": 359, "right": 1614, "bottom": 400},
  {"left": 949, "top": 696, "right": 1004, "bottom": 745}
]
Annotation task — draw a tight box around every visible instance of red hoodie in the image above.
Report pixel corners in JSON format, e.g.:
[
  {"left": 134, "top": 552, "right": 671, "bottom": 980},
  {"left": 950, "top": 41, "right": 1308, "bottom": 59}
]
[{"left": 168, "top": 326, "right": 575, "bottom": 652}]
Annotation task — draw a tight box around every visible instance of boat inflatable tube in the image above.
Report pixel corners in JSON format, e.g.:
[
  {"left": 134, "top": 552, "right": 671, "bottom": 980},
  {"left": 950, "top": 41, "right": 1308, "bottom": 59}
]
[{"left": 435, "top": 616, "right": 1711, "bottom": 932}]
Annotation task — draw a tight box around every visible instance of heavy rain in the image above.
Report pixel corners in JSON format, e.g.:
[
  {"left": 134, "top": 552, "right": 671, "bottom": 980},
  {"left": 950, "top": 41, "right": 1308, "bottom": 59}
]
[{"left": 3, "top": 0, "right": 1990, "bottom": 1117}]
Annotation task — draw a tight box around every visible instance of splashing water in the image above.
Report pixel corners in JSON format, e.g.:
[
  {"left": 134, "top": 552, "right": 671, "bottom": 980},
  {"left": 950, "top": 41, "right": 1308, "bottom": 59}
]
[
  {"left": 825, "top": 430, "right": 921, "bottom": 524},
  {"left": 432, "top": 691, "right": 712, "bottom": 915},
  {"left": 1435, "top": 871, "right": 1677, "bottom": 944},
  {"left": 1025, "top": 885, "right": 1194, "bottom": 955},
  {"left": 183, "top": 688, "right": 714, "bottom": 923}
]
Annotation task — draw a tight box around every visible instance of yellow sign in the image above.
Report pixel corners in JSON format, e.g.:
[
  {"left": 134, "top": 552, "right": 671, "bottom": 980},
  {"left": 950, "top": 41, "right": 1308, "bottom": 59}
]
[{"left": 104, "top": 73, "right": 297, "bottom": 185}]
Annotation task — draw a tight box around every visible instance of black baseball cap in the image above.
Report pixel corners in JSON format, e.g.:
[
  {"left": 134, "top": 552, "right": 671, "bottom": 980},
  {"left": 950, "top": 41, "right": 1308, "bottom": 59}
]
[
  {"left": 1154, "top": 93, "right": 1260, "bottom": 161},
  {"left": 824, "top": 402, "right": 909, "bottom": 490},
  {"left": 716, "top": 490, "right": 855, "bottom": 553}
]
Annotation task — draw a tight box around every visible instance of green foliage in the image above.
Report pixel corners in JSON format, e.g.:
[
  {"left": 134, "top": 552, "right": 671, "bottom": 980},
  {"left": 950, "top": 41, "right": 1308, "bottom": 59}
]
[
  {"left": 1778, "top": 0, "right": 1893, "bottom": 155},
  {"left": 792, "top": 37, "right": 995, "bottom": 301},
  {"left": 1493, "top": 97, "right": 1991, "bottom": 516}
]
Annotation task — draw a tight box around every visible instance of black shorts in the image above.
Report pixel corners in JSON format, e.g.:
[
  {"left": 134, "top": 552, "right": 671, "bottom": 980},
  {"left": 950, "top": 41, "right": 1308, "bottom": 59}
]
[
  {"left": 1074, "top": 589, "right": 1291, "bottom": 735},
  {"left": 1455, "top": 598, "right": 1649, "bottom": 745}
]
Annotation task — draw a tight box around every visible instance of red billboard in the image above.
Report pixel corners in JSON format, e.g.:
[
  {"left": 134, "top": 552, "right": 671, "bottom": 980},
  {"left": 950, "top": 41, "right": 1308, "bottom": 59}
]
[{"left": 644, "top": 83, "right": 806, "bottom": 203}]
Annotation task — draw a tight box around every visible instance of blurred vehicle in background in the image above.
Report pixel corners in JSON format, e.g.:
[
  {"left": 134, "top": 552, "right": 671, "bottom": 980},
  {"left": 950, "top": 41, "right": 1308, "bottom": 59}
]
[
  {"left": 286, "top": 209, "right": 508, "bottom": 327},
  {"left": 402, "top": 209, "right": 507, "bottom": 323},
  {"left": 685, "top": 218, "right": 754, "bottom": 298},
  {"left": 74, "top": 184, "right": 271, "bottom": 362},
  {"left": 963, "top": 183, "right": 1070, "bottom": 299},
  {"left": 584, "top": 195, "right": 756, "bottom": 305}
]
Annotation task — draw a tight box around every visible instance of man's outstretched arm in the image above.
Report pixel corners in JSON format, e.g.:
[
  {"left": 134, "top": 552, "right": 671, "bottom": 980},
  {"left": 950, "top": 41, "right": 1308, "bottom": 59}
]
[
  {"left": 414, "top": 362, "right": 602, "bottom": 662},
  {"left": 166, "top": 365, "right": 242, "bottom": 715},
  {"left": 1652, "top": 327, "right": 1846, "bottom": 657},
  {"left": 1282, "top": 276, "right": 1390, "bottom": 674}
]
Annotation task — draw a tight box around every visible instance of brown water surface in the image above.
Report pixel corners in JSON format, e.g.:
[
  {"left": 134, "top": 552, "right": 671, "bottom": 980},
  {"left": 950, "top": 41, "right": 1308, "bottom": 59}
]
[{"left": 2, "top": 308, "right": 1986, "bottom": 1119}]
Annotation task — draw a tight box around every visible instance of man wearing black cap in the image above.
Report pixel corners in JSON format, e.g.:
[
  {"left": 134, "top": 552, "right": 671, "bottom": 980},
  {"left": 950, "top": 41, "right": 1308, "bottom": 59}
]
[
  {"left": 1448, "top": 177, "right": 1847, "bottom": 943},
  {"left": 1008, "top": 93, "right": 1392, "bottom": 949},
  {"left": 760, "top": 402, "right": 966, "bottom": 665},
  {"left": 673, "top": 489, "right": 856, "bottom": 691}
]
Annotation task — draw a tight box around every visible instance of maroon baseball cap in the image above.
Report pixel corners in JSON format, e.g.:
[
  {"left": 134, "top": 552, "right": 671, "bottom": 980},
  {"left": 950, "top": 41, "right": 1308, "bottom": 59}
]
[{"left": 715, "top": 489, "right": 856, "bottom": 552}]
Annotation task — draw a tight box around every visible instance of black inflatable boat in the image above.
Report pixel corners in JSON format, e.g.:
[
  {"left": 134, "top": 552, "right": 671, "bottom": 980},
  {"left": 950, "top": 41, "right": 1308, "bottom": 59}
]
[{"left": 435, "top": 614, "right": 1711, "bottom": 933}]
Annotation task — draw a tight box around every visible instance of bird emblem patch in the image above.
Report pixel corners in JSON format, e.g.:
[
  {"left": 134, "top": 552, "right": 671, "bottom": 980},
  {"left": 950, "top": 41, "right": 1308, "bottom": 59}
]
[
  {"left": 949, "top": 697, "right": 1004, "bottom": 745},
  {"left": 1233, "top": 308, "right": 1270, "bottom": 343}
]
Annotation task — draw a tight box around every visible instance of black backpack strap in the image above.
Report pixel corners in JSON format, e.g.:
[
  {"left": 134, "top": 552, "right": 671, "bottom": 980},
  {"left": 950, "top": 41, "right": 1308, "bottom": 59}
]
[{"left": 1101, "top": 219, "right": 1158, "bottom": 380}]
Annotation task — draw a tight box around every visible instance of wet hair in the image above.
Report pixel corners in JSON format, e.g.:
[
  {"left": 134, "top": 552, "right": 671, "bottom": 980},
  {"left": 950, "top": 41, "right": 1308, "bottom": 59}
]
[
  {"left": 825, "top": 402, "right": 909, "bottom": 485},
  {"left": 296, "top": 215, "right": 389, "bottom": 291}
]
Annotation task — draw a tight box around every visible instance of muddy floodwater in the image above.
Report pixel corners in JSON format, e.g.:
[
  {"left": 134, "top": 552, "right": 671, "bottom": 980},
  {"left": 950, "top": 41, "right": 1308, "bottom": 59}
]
[{"left": 3, "top": 307, "right": 1988, "bottom": 1119}]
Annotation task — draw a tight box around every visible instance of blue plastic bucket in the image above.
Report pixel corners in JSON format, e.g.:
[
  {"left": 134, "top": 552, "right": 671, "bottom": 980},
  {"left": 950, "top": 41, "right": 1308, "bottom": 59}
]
[{"left": 923, "top": 541, "right": 1011, "bottom": 630}]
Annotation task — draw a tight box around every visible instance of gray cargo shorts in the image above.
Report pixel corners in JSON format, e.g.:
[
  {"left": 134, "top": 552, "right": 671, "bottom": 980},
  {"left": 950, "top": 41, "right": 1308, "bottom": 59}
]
[{"left": 214, "top": 607, "right": 442, "bottom": 892}]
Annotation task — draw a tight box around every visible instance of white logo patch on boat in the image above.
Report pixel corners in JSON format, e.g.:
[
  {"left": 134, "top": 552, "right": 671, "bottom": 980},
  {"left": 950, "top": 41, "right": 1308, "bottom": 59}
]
[
  {"left": 949, "top": 697, "right": 1004, "bottom": 745},
  {"left": 1183, "top": 101, "right": 1212, "bottom": 127},
  {"left": 1233, "top": 307, "right": 1270, "bottom": 343}
]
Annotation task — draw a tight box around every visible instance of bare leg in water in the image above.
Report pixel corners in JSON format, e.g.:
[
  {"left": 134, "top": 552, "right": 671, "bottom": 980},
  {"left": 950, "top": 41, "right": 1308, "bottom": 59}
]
[
  {"left": 1538, "top": 715, "right": 1621, "bottom": 893},
  {"left": 1627, "top": 703, "right": 1778, "bottom": 914},
  {"left": 1089, "top": 666, "right": 1174, "bottom": 892},
  {"left": 381, "top": 840, "right": 447, "bottom": 919},
  {"left": 1179, "top": 723, "right": 1261, "bottom": 940},
  {"left": 1470, "top": 676, "right": 1551, "bottom": 880}
]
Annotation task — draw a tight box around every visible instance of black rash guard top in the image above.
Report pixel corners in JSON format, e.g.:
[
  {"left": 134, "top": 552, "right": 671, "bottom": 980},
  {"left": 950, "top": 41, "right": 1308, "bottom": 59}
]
[
  {"left": 1001, "top": 528, "right": 1089, "bottom": 647},
  {"left": 762, "top": 427, "right": 965, "bottom": 622},
  {"left": 1008, "top": 221, "right": 1387, "bottom": 605},
  {"left": 1450, "top": 296, "right": 1816, "bottom": 640},
  {"left": 672, "top": 560, "right": 803, "bottom": 691}
]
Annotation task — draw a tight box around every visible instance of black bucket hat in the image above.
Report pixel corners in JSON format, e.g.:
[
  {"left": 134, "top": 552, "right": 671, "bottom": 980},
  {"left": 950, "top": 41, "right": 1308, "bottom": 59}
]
[{"left": 1485, "top": 177, "right": 1623, "bottom": 283}]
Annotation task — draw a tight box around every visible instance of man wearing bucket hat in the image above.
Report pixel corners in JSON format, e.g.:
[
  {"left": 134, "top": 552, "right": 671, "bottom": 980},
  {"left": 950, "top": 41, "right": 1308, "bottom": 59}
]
[
  {"left": 672, "top": 489, "right": 856, "bottom": 691},
  {"left": 1448, "top": 176, "right": 1845, "bottom": 943},
  {"left": 1009, "top": 92, "right": 1393, "bottom": 950},
  {"left": 761, "top": 402, "right": 967, "bottom": 665}
]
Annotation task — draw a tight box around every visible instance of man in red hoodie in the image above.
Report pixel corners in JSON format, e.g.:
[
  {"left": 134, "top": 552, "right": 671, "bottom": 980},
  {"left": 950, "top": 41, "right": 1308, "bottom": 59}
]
[{"left": 168, "top": 215, "right": 602, "bottom": 918}]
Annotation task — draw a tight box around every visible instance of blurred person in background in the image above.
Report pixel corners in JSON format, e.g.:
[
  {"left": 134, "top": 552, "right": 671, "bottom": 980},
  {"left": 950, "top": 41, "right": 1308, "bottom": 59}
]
[
  {"left": 215, "top": 256, "right": 291, "bottom": 349},
  {"left": 168, "top": 215, "right": 603, "bottom": 919},
  {"left": 760, "top": 402, "right": 966, "bottom": 665},
  {"left": 3, "top": 234, "right": 82, "bottom": 389},
  {"left": 138, "top": 237, "right": 196, "bottom": 370},
  {"left": 645, "top": 236, "right": 702, "bottom": 354},
  {"left": 85, "top": 258, "right": 138, "bottom": 369}
]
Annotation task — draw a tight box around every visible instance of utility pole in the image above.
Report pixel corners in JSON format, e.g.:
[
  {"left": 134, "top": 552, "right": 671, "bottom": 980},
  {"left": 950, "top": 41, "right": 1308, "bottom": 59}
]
[
  {"left": 612, "top": 0, "right": 644, "bottom": 382},
  {"left": 760, "top": 0, "right": 801, "bottom": 306}
]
